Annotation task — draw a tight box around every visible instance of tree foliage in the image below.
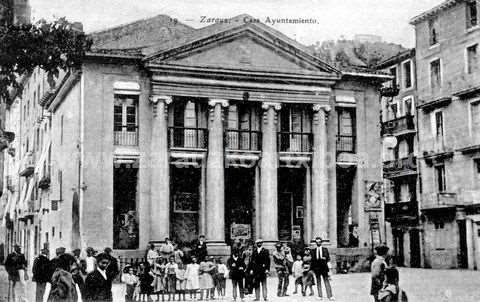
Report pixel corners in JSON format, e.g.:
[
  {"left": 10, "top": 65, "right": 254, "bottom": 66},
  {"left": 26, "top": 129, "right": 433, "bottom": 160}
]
[{"left": 0, "top": 17, "right": 92, "bottom": 103}]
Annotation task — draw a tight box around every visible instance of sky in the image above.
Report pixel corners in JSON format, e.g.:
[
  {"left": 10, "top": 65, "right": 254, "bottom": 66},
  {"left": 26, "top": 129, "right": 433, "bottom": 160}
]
[{"left": 29, "top": 0, "right": 443, "bottom": 48}]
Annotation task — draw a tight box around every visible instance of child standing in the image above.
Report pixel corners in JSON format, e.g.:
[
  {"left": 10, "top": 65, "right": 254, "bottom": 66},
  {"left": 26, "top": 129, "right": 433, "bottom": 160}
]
[
  {"left": 301, "top": 262, "right": 315, "bottom": 296},
  {"left": 215, "top": 257, "right": 227, "bottom": 298},
  {"left": 292, "top": 255, "right": 303, "bottom": 294},
  {"left": 166, "top": 256, "right": 179, "bottom": 301},
  {"left": 122, "top": 265, "right": 139, "bottom": 302},
  {"left": 151, "top": 257, "right": 167, "bottom": 301},
  {"left": 199, "top": 257, "right": 215, "bottom": 300},
  {"left": 176, "top": 262, "right": 187, "bottom": 301},
  {"left": 139, "top": 263, "right": 154, "bottom": 302},
  {"left": 186, "top": 256, "right": 200, "bottom": 300}
]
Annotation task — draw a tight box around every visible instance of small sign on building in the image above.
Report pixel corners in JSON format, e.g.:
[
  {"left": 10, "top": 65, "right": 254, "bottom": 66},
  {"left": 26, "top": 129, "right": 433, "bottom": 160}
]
[{"left": 231, "top": 223, "right": 251, "bottom": 240}]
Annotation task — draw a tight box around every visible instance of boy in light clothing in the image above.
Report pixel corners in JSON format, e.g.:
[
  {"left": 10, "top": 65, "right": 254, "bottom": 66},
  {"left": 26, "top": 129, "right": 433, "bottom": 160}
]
[{"left": 292, "top": 255, "right": 303, "bottom": 294}]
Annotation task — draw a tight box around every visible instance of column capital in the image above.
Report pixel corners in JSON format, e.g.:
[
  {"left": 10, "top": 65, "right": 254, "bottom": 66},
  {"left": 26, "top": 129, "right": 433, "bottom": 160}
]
[
  {"left": 149, "top": 95, "right": 173, "bottom": 105},
  {"left": 208, "top": 99, "right": 229, "bottom": 107},
  {"left": 262, "top": 102, "right": 282, "bottom": 111},
  {"left": 312, "top": 104, "right": 332, "bottom": 113}
]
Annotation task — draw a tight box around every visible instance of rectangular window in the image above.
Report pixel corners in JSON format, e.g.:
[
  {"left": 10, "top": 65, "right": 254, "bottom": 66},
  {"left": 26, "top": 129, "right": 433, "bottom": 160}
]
[
  {"left": 58, "top": 169, "right": 63, "bottom": 201},
  {"left": 403, "top": 97, "right": 414, "bottom": 116},
  {"left": 434, "top": 222, "right": 445, "bottom": 250},
  {"left": 428, "top": 18, "right": 438, "bottom": 46},
  {"left": 435, "top": 111, "right": 444, "bottom": 138},
  {"left": 435, "top": 164, "right": 446, "bottom": 192},
  {"left": 467, "top": 1, "right": 478, "bottom": 28},
  {"left": 467, "top": 44, "right": 478, "bottom": 74},
  {"left": 430, "top": 59, "right": 442, "bottom": 90},
  {"left": 403, "top": 61, "right": 412, "bottom": 89},
  {"left": 390, "top": 67, "right": 398, "bottom": 88},
  {"left": 471, "top": 101, "right": 480, "bottom": 143},
  {"left": 60, "top": 115, "right": 64, "bottom": 145},
  {"left": 474, "top": 158, "right": 480, "bottom": 174},
  {"left": 113, "top": 95, "right": 138, "bottom": 146}
]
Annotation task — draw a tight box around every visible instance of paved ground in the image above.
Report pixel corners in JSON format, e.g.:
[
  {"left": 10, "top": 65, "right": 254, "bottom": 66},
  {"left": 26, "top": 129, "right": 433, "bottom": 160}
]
[{"left": 1, "top": 266, "right": 480, "bottom": 302}]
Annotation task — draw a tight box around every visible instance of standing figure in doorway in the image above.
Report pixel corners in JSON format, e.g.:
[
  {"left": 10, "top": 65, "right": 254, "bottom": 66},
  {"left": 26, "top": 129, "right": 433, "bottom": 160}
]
[
  {"left": 310, "top": 237, "right": 334, "bottom": 301},
  {"left": 251, "top": 239, "right": 270, "bottom": 301}
]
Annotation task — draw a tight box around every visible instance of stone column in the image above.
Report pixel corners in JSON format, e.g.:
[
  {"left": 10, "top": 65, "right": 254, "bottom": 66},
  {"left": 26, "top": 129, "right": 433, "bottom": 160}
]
[
  {"left": 260, "top": 102, "right": 281, "bottom": 246},
  {"left": 311, "top": 104, "right": 331, "bottom": 241},
  {"left": 150, "top": 95, "right": 172, "bottom": 243},
  {"left": 206, "top": 99, "right": 229, "bottom": 253}
]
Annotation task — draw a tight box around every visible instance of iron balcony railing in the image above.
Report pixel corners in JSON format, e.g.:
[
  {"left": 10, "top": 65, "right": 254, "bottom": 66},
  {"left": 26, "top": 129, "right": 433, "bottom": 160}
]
[
  {"left": 168, "top": 127, "right": 208, "bottom": 149},
  {"left": 277, "top": 132, "right": 312, "bottom": 152},
  {"left": 385, "top": 200, "right": 419, "bottom": 222},
  {"left": 225, "top": 129, "right": 262, "bottom": 151},
  {"left": 381, "top": 114, "right": 415, "bottom": 135},
  {"left": 336, "top": 135, "right": 356, "bottom": 153},
  {"left": 114, "top": 126, "right": 138, "bottom": 146},
  {"left": 383, "top": 156, "right": 417, "bottom": 178}
]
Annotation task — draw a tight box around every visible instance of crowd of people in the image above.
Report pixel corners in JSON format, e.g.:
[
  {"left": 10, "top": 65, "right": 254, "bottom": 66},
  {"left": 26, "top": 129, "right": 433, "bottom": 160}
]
[{"left": 3, "top": 235, "right": 407, "bottom": 302}]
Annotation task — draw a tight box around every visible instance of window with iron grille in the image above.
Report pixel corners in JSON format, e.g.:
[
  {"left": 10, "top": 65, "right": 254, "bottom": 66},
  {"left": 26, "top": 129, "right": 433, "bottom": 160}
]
[
  {"left": 428, "top": 18, "right": 438, "bottom": 46},
  {"left": 467, "top": 44, "right": 478, "bottom": 74},
  {"left": 467, "top": 1, "right": 478, "bottom": 28}
]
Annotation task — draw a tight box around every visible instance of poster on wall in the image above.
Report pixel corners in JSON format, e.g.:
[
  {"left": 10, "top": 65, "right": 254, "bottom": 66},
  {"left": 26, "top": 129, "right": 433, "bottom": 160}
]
[
  {"left": 231, "top": 223, "right": 251, "bottom": 240},
  {"left": 292, "top": 225, "right": 302, "bottom": 240},
  {"left": 365, "top": 181, "right": 384, "bottom": 212}
]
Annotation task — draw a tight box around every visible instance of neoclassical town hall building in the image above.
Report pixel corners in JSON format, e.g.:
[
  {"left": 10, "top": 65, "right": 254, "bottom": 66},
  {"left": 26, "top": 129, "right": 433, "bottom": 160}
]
[{"left": 1, "top": 14, "right": 388, "bottom": 263}]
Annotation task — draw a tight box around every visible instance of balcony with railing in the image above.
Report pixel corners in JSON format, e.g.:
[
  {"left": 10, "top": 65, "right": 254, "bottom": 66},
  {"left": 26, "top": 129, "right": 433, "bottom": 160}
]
[
  {"left": 168, "top": 127, "right": 208, "bottom": 149},
  {"left": 385, "top": 200, "right": 419, "bottom": 222},
  {"left": 277, "top": 132, "right": 312, "bottom": 153},
  {"left": 383, "top": 156, "right": 417, "bottom": 179},
  {"left": 19, "top": 152, "right": 35, "bottom": 177},
  {"left": 421, "top": 192, "right": 459, "bottom": 210},
  {"left": 336, "top": 135, "right": 356, "bottom": 153},
  {"left": 114, "top": 126, "right": 138, "bottom": 146},
  {"left": 225, "top": 129, "right": 262, "bottom": 151},
  {"left": 381, "top": 114, "right": 415, "bottom": 136}
]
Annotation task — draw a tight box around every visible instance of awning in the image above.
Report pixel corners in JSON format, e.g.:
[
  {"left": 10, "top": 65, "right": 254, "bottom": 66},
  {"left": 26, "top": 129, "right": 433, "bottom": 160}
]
[{"left": 35, "top": 137, "right": 51, "bottom": 177}]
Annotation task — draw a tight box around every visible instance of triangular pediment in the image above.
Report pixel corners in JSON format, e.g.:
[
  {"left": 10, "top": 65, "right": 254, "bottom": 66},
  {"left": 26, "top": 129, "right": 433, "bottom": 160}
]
[{"left": 144, "top": 20, "right": 338, "bottom": 76}]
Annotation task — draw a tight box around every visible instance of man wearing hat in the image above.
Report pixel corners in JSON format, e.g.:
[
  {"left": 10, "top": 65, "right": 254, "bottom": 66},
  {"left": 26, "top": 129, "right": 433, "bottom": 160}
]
[
  {"left": 193, "top": 235, "right": 208, "bottom": 262},
  {"left": 5, "top": 244, "right": 28, "bottom": 302},
  {"left": 104, "top": 247, "right": 120, "bottom": 280},
  {"left": 273, "top": 242, "right": 289, "bottom": 297},
  {"left": 310, "top": 237, "right": 334, "bottom": 300},
  {"left": 370, "top": 245, "right": 389, "bottom": 302},
  {"left": 251, "top": 238, "right": 270, "bottom": 301},
  {"left": 32, "top": 247, "right": 51, "bottom": 302}
]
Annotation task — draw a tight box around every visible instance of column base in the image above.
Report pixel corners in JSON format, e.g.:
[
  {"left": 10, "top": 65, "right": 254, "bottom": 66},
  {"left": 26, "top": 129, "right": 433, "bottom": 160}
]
[{"left": 206, "top": 242, "right": 231, "bottom": 257}]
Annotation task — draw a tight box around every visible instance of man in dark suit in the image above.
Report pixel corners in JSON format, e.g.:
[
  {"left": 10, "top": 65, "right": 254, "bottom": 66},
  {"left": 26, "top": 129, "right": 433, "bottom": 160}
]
[
  {"left": 227, "top": 249, "right": 246, "bottom": 302},
  {"left": 193, "top": 234, "right": 208, "bottom": 261},
  {"left": 85, "top": 252, "right": 113, "bottom": 302},
  {"left": 103, "top": 247, "right": 120, "bottom": 280},
  {"left": 310, "top": 237, "right": 334, "bottom": 300},
  {"left": 251, "top": 238, "right": 270, "bottom": 301},
  {"left": 32, "top": 248, "right": 51, "bottom": 302}
]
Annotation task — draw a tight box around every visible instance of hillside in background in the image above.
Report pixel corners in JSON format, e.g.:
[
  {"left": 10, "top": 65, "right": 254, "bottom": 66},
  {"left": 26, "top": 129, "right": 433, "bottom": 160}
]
[{"left": 308, "top": 39, "right": 408, "bottom": 69}]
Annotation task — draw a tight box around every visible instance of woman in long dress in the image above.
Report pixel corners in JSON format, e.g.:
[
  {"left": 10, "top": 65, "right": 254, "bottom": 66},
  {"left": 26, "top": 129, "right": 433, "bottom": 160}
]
[
  {"left": 185, "top": 256, "right": 200, "bottom": 300},
  {"left": 151, "top": 257, "right": 166, "bottom": 301}
]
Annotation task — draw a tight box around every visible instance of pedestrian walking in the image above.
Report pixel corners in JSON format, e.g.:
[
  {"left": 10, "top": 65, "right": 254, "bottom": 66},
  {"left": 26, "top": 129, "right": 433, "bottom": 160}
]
[
  {"left": 310, "top": 237, "right": 335, "bottom": 300},
  {"left": 215, "top": 257, "right": 227, "bottom": 298},
  {"left": 227, "top": 249, "right": 246, "bottom": 302},
  {"left": 85, "top": 247, "right": 97, "bottom": 274},
  {"left": 371, "top": 245, "right": 389, "bottom": 302},
  {"left": 42, "top": 253, "right": 82, "bottom": 302},
  {"left": 33, "top": 247, "right": 51, "bottom": 302},
  {"left": 193, "top": 235, "right": 208, "bottom": 262},
  {"left": 378, "top": 267, "right": 408, "bottom": 302},
  {"left": 166, "top": 256, "right": 178, "bottom": 301},
  {"left": 5, "top": 244, "right": 28, "bottom": 302},
  {"left": 146, "top": 244, "right": 159, "bottom": 267},
  {"left": 103, "top": 247, "right": 120, "bottom": 281},
  {"left": 292, "top": 254, "right": 303, "bottom": 295},
  {"left": 251, "top": 238, "right": 270, "bottom": 301},
  {"left": 185, "top": 256, "right": 200, "bottom": 300},
  {"left": 121, "top": 265, "right": 139, "bottom": 302},
  {"left": 84, "top": 252, "right": 114, "bottom": 302},
  {"left": 175, "top": 262, "right": 187, "bottom": 301},
  {"left": 273, "top": 242, "right": 289, "bottom": 297}
]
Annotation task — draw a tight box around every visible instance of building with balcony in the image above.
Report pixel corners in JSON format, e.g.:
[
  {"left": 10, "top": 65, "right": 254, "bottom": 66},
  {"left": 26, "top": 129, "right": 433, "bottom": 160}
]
[
  {"left": 1, "top": 14, "right": 388, "bottom": 262},
  {"left": 411, "top": 0, "right": 480, "bottom": 269},
  {"left": 376, "top": 49, "right": 421, "bottom": 268}
]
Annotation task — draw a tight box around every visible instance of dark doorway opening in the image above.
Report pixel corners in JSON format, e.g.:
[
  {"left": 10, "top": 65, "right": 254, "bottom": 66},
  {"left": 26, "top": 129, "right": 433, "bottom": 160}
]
[
  {"left": 170, "top": 166, "right": 201, "bottom": 244},
  {"left": 337, "top": 166, "right": 355, "bottom": 247},
  {"left": 393, "top": 229, "right": 405, "bottom": 266},
  {"left": 225, "top": 168, "right": 255, "bottom": 245},
  {"left": 458, "top": 220, "right": 468, "bottom": 269},
  {"left": 278, "top": 168, "right": 306, "bottom": 244},
  {"left": 409, "top": 229, "right": 421, "bottom": 267},
  {"left": 113, "top": 163, "right": 139, "bottom": 249}
]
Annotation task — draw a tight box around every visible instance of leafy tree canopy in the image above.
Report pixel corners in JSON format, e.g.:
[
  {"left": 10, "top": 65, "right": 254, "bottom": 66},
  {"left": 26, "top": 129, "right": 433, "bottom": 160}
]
[{"left": 0, "top": 17, "right": 92, "bottom": 103}]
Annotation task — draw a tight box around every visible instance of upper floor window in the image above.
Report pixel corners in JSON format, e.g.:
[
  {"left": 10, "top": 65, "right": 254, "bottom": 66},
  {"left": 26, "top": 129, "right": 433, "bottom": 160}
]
[
  {"left": 278, "top": 105, "right": 312, "bottom": 152},
  {"left": 435, "top": 164, "right": 446, "bottom": 192},
  {"left": 114, "top": 94, "right": 138, "bottom": 146},
  {"left": 336, "top": 107, "right": 356, "bottom": 153},
  {"left": 428, "top": 18, "right": 438, "bottom": 46},
  {"left": 470, "top": 100, "right": 480, "bottom": 143},
  {"left": 467, "top": 1, "right": 478, "bottom": 28},
  {"left": 434, "top": 111, "right": 444, "bottom": 138},
  {"left": 402, "top": 60, "right": 413, "bottom": 89},
  {"left": 467, "top": 44, "right": 478, "bottom": 74},
  {"left": 430, "top": 59, "right": 442, "bottom": 90},
  {"left": 390, "top": 67, "right": 398, "bottom": 88}
]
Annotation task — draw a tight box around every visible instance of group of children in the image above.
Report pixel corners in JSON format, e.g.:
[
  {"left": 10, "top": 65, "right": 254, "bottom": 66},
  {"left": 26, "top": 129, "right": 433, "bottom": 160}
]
[
  {"left": 291, "top": 248, "right": 316, "bottom": 296},
  {"left": 122, "top": 255, "right": 228, "bottom": 301}
]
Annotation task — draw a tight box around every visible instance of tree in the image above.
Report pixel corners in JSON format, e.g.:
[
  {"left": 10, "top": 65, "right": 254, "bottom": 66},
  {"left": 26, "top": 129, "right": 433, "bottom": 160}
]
[{"left": 0, "top": 17, "right": 92, "bottom": 103}]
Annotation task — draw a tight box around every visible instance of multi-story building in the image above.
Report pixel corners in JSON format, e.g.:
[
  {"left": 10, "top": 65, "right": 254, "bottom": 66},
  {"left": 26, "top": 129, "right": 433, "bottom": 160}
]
[
  {"left": 411, "top": 0, "right": 480, "bottom": 269},
  {"left": 1, "top": 14, "right": 388, "bottom": 265},
  {"left": 377, "top": 49, "right": 422, "bottom": 268}
]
